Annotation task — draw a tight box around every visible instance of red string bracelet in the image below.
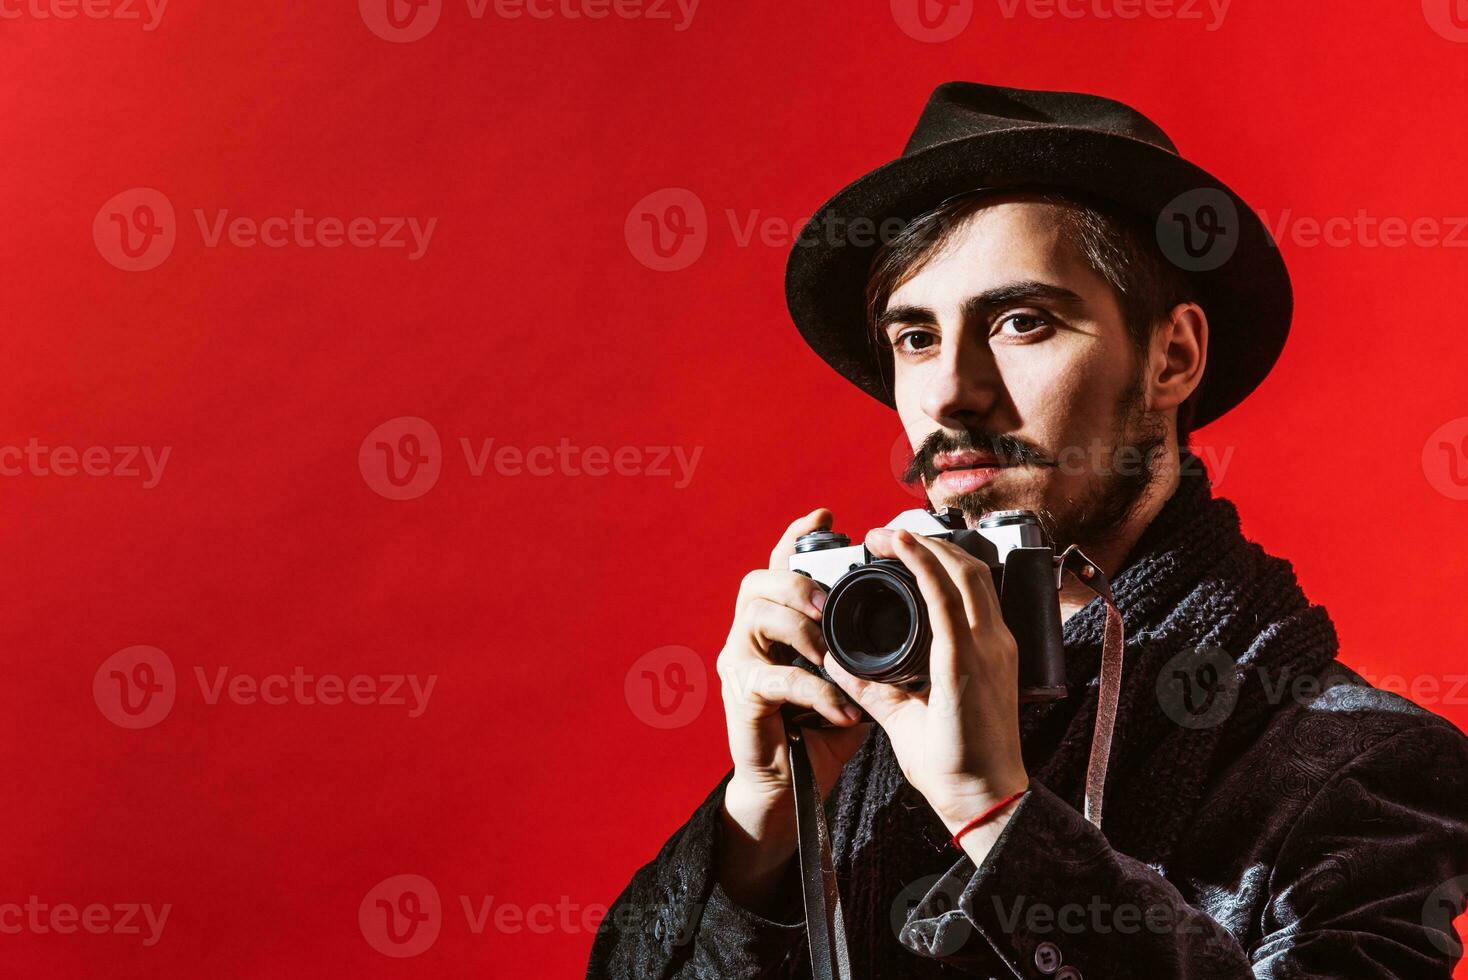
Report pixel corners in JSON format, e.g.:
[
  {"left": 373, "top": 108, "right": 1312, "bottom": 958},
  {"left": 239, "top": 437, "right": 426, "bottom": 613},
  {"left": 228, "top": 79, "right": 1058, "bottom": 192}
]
[{"left": 949, "top": 789, "right": 1027, "bottom": 850}]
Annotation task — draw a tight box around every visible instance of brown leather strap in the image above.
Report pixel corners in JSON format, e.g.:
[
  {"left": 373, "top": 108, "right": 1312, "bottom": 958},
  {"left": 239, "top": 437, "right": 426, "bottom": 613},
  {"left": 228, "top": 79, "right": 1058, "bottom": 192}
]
[{"left": 1058, "top": 545, "right": 1126, "bottom": 828}]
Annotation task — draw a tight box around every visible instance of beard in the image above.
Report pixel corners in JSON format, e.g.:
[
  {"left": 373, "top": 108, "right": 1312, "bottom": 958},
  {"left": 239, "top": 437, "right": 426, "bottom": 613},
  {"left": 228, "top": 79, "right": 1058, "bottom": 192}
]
[{"left": 902, "top": 375, "right": 1168, "bottom": 553}]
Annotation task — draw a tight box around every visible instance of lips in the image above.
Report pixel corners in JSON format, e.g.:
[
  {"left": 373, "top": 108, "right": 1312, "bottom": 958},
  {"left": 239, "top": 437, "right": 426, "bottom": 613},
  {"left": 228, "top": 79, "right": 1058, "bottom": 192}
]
[{"left": 932, "top": 450, "right": 1010, "bottom": 494}]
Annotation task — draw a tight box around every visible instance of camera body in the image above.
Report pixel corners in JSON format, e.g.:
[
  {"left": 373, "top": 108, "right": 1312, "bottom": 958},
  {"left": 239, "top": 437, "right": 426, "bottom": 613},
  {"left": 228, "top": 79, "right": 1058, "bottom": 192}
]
[{"left": 788, "top": 507, "right": 1067, "bottom": 703}]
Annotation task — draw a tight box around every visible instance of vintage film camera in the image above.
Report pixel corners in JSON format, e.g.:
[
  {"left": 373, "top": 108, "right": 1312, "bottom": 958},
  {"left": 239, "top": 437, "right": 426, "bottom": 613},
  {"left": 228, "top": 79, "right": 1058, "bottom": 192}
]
[{"left": 787, "top": 507, "right": 1068, "bottom": 713}]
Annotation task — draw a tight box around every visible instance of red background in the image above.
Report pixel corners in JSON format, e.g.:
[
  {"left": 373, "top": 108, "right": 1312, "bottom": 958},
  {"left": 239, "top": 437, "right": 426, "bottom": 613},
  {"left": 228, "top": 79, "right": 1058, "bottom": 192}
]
[{"left": 3, "top": 1, "right": 1467, "bottom": 976}]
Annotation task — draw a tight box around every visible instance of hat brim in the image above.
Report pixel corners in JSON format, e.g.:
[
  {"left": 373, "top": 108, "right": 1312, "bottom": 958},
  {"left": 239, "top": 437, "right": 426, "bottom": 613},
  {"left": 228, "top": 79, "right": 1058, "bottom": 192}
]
[{"left": 784, "top": 125, "right": 1292, "bottom": 430}]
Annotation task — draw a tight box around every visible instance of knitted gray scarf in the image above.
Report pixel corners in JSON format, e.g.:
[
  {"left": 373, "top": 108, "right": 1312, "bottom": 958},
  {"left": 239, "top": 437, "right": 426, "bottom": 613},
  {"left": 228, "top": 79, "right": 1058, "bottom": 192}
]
[{"left": 823, "top": 453, "right": 1341, "bottom": 968}]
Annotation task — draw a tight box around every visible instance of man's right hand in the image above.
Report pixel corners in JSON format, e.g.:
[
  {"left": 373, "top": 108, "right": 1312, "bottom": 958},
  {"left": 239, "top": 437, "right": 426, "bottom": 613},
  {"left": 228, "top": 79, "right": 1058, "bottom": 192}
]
[{"left": 714, "top": 508, "right": 872, "bottom": 915}]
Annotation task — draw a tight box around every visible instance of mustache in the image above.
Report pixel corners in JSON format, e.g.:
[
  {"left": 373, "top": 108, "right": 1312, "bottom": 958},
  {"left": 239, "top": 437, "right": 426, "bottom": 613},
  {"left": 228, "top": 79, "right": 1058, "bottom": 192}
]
[{"left": 901, "top": 429, "right": 1057, "bottom": 484}]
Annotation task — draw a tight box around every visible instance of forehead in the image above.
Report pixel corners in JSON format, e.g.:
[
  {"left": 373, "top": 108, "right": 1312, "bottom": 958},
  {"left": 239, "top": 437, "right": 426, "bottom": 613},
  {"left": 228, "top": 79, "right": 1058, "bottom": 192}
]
[{"left": 886, "top": 200, "right": 1112, "bottom": 312}]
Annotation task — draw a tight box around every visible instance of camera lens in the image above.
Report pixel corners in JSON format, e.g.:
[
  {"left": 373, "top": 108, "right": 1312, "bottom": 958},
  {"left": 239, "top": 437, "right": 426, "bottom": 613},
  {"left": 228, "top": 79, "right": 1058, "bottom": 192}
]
[{"left": 822, "top": 561, "right": 930, "bottom": 684}]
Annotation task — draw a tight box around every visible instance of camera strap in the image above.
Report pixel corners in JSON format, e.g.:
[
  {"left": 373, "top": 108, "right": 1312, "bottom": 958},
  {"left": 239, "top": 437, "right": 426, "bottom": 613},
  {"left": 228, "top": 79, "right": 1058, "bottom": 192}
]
[
  {"left": 782, "top": 546, "right": 1124, "bottom": 978},
  {"left": 783, "top": 722, "right": 851, "bottom": 980}
]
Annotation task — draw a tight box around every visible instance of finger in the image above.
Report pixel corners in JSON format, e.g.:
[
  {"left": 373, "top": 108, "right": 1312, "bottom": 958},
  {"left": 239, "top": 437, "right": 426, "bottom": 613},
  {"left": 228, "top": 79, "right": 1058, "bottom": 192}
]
[
  {"left": 737, "top": 568, "right": 828, "bottom": 621},
  {"left": 893, "top": 532, "right": 1003, "bottom": 634},
  {"left": 820, "top": 650, "right": 915, "bottom": 727},
  {"left": 723, "top": 661, "right": 862, "bottom": 728},
  {"left": 769, "top": 508, "right": 834, "bottom": 570},
  {"left": 889, "top": 530, "right": 973, "bottom": 694},
  {"left": 743, "top": 597, "right": 828, "bottom": 667}
]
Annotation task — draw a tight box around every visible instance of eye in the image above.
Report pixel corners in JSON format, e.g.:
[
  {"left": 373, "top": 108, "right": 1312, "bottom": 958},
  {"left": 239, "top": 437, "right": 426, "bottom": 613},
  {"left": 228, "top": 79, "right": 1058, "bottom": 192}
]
[
  {"left": 891, "top": 329, "right": 938, "bottom": 355},
  {"left": 994, "top": 312, "right": 1052, "bottom": 338}
]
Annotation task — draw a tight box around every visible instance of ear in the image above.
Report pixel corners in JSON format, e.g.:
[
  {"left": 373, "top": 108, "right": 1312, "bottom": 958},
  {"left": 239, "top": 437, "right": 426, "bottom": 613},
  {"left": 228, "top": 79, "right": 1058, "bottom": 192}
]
[{"left": 1147, "top": 302, "right": 1208, "bottom": 415}]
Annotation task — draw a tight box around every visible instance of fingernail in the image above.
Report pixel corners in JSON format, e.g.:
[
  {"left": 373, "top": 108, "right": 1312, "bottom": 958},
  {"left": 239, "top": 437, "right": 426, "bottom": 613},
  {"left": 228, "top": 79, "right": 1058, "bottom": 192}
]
[
  {"left": 842, "top": 704, "right": 864, "bottom": 722},
  {"left": 811, "top": 591, "right": 826, "bottom": 613}
]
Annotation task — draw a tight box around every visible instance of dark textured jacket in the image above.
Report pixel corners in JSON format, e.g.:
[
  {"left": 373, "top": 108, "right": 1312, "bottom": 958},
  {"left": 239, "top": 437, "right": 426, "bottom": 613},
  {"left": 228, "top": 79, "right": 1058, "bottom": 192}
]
[{"left": 588, "top": 470, "right": 1468, "bottom": 978}]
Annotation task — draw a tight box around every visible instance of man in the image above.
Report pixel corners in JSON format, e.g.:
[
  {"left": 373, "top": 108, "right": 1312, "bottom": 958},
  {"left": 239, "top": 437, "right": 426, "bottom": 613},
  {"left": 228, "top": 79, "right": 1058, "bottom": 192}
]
[{"left": 587, "top": 82, "right": 1468, "bottom": 978}]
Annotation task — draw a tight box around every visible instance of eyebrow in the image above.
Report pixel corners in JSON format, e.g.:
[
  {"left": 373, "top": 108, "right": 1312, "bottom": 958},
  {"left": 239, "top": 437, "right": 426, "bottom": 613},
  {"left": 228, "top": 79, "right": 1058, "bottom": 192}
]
[{"left": 874, "top": 280, "right": 1089, "bottom": 334}]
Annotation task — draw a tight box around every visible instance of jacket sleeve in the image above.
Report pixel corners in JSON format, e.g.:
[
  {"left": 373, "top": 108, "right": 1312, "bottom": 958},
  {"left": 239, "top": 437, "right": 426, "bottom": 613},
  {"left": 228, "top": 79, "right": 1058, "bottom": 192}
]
[
  {"left": 895, "top": 721, "right": 1468, "bottom": 979},
  {"left": 586, "top": 768, "right": 809, "bottom": 979}
]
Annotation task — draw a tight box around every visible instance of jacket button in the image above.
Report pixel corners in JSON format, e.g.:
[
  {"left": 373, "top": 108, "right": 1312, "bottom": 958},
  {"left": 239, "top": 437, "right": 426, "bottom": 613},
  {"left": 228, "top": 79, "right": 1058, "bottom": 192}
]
[
  {"left": 1055, "top": 968, "right": 1082, "bottom": 980},
  {"left": 1033, "top": 941, "right": 1062, "bottom": 974}
]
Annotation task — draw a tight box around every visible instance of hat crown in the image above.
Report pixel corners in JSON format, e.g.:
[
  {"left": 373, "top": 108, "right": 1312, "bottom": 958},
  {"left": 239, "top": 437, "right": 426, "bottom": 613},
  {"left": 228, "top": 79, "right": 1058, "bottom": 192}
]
[{"left": 903, "top": 82, "right": 1179, "bottom": 158}]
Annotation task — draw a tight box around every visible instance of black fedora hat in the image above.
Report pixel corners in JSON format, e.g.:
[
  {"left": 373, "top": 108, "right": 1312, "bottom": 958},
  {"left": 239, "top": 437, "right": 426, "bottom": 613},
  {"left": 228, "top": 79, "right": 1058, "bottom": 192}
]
[{"left": 784, "top": 81, "right": 1292, "bottom": 430}]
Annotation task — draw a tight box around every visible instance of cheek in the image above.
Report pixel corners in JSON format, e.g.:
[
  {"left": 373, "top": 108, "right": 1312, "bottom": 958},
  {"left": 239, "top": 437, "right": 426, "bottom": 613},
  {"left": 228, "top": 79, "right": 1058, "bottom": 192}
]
[{"left": 1001, "top": 344, "right": 1124, "bottom": 445}]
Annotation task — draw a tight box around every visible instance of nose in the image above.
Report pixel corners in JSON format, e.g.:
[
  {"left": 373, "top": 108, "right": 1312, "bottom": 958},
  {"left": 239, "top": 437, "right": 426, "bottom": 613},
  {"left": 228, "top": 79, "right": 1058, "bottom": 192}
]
[{"left": 919, "top": 331, "right": 1003, "bottom": 431}]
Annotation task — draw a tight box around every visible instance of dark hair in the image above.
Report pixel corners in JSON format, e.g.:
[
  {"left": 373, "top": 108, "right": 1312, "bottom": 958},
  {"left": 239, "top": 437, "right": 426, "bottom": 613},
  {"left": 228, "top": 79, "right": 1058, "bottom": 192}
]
[{"left": 865, "top": 188, "right": 1202, "bottom": 442}]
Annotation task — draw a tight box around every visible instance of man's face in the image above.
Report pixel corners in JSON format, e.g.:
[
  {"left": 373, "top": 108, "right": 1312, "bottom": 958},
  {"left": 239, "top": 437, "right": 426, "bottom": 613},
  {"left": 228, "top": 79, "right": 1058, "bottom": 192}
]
[{"left": 880, "top": 200, "right": 1166, "bottom": 548}]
